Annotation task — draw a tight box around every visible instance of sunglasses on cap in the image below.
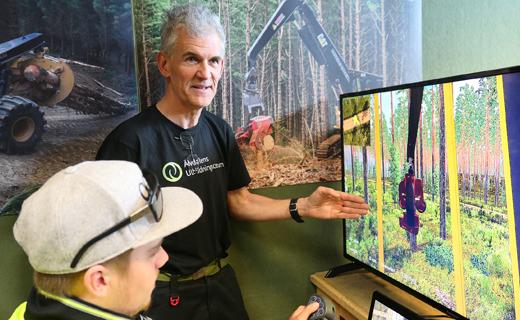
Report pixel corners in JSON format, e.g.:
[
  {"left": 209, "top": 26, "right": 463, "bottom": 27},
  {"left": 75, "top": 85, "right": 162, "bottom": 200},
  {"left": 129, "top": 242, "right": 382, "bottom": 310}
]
[{"left": 70, "top": 169, "right": 163, "bottom": 269}]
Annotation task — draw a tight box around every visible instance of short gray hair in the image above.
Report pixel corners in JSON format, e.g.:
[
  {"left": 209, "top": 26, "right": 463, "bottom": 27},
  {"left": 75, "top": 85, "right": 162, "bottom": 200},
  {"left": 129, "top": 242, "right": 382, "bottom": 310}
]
[{"left": 160, "top": 4, "right": 226, "bottom": 56}]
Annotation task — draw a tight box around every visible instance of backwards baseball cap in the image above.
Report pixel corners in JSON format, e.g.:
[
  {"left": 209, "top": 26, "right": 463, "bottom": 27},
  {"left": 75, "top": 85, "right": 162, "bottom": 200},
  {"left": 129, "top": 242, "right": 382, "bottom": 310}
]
[{"left": 13, "top": 160, "right": 202, "bottom": 274}]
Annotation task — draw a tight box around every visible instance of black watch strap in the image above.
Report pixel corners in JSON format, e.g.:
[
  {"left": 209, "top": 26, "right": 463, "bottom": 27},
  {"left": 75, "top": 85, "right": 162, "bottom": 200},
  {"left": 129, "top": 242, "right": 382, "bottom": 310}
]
[{"left": 289, "top": 198, "right": 304, "bottom": 223}]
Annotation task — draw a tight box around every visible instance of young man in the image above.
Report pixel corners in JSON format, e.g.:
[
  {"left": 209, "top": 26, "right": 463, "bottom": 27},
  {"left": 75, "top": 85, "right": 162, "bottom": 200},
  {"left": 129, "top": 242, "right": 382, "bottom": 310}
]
[
  {"left": 9, "top": 160, "right": 203, "bottom": 320},
  {"left": 96, "top": 4, "right": 369, "bottom": 319}
]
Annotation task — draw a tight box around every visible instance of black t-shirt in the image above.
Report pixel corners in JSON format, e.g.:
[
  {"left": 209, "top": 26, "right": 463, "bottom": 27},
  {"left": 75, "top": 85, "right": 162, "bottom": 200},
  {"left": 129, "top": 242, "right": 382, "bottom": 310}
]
[{"left": 96, "top": 106, "right": 251, "bottom": 274}]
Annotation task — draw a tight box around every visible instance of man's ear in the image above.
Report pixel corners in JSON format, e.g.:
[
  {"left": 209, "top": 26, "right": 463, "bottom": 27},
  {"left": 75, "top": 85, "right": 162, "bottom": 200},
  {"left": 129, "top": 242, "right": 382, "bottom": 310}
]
[
  {"left": 82, "top": 265, "right": 111, "bottom": 297},
  {"left": 218, "top": 59, "right": 225, "bottom": 77},
  {"left": 156, "top": 51, "right": 170, "bottom": 78}
]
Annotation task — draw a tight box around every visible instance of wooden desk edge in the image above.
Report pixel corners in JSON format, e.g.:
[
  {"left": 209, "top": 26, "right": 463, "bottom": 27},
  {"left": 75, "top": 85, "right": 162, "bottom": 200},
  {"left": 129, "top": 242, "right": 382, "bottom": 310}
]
[
  {"left": 310, "top": 270, "right": 454, "bottom": 320},
  {"left": 310, "top": 271, "right": 368, "bottom": 319}
]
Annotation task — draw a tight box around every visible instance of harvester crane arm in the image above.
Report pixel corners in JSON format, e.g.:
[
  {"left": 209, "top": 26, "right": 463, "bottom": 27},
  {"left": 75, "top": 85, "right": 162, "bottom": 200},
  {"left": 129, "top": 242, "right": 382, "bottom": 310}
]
[
  {"left": 243, "top": 0, "right": 355, "bottom": 120},
  {"left": 239, "top": 0, "right": 381, "bottom": 158}
]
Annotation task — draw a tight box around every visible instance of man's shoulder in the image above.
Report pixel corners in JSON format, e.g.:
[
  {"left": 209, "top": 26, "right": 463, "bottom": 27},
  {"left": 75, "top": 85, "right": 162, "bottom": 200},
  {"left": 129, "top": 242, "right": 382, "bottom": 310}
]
[
  {"left": 110, "top": 106, "right": 159, "bottom": 136},
  {"left": 201, "top": 109, "right": 232, "bottom": 130}
]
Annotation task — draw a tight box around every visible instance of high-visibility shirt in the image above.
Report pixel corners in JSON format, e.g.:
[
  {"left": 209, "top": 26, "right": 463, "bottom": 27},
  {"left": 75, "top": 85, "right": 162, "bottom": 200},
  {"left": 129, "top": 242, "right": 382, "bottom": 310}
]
[{"left": 9, "top": 287, "right": 151, "bottom": 320}]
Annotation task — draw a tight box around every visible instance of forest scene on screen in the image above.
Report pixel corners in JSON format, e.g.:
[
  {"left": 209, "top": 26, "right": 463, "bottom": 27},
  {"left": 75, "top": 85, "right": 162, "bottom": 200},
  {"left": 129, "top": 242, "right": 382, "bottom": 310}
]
[
  {"left": 132, "top": 0, "right": 421, "bottom": 189},
  {"left": 344, "top": 75, "right": 518, "bottom": 319}
]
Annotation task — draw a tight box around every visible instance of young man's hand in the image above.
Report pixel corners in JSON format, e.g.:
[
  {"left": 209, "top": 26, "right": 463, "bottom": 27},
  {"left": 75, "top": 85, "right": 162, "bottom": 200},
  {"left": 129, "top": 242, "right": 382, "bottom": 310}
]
[{"left": 288, "top": 302, "right": 319, "bottom": 320}]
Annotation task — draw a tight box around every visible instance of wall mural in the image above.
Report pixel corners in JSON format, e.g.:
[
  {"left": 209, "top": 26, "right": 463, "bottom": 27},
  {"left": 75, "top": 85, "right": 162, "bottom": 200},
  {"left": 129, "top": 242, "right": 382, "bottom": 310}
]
[
  {"left": 0, "top": 0, "right": 137, "bottom": 211},
  {"left": 132, "top": 0, "right": 422, "bottom": 189}
]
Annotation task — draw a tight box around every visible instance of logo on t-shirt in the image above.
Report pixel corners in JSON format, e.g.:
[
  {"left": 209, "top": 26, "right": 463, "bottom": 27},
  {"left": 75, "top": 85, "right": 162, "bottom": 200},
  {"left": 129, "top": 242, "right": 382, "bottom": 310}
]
[{"left": 162, "top": 162, "right": 183, "bottom": 182}]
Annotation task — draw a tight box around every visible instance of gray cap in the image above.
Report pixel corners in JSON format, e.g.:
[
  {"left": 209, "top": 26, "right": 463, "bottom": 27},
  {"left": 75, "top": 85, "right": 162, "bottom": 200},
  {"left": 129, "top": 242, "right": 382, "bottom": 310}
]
[{"left": 13, "top": 160, "right": 202, "bottom": 274}]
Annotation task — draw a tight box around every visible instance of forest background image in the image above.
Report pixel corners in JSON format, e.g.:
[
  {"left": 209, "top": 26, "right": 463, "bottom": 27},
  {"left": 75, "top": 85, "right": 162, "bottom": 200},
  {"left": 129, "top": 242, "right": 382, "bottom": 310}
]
[{"left": 133, "top": 0, "right": 421, "bottom": 189}]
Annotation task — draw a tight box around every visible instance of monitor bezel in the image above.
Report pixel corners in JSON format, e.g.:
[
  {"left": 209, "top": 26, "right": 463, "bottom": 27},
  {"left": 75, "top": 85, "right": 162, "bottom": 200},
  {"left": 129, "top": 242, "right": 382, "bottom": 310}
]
[{"left": 341, "top": 64, "right": 520, "bottom": 320}]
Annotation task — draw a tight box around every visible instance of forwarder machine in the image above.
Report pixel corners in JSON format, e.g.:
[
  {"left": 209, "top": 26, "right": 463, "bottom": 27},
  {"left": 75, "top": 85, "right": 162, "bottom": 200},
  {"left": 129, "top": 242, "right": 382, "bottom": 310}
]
[
  {"left": 236, "top": 0, "right": 381, "bottom": 158},
  {"left": 0, "top": 33, "right": 74, "bottom": 154}
]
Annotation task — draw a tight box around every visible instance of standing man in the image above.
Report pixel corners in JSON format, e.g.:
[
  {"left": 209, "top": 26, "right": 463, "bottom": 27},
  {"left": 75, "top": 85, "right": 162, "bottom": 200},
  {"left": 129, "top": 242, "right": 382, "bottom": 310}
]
[
  {"left": 96, "top": 4, "right": 369, "bottom": 319},
  {"left": 9, "top": 160, "right": 203, "bottom": 320}
]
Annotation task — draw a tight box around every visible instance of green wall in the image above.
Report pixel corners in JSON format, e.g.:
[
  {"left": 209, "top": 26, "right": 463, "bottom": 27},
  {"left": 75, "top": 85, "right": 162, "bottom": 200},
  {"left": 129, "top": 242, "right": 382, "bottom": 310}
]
[
  {"left": 423, "top": 0, "right": 520, "bottom": 79},
  {"left": 0, "top": 215, "right": 33, "bottom": 318},
  {"left": 229, "top": 182, "right": 346, "bottom": 320}
]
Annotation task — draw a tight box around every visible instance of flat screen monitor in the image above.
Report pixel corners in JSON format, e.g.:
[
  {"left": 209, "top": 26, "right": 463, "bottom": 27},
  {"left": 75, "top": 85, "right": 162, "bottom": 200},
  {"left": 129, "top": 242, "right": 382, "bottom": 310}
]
[{"left": 341, "top": 66, "right": 520, "bottom": 320}]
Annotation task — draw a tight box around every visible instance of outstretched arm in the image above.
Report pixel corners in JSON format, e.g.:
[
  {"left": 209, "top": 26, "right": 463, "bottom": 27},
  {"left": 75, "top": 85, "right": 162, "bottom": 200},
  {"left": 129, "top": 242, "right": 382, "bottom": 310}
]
[{"left": 227, "top": 186, "right": 369, "bottom": 221}]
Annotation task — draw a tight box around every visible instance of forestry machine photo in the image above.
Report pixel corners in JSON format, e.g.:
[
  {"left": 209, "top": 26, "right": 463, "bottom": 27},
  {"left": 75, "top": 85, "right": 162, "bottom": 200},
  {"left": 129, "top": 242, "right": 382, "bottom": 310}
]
[
  {"left": 0, "top": 33, "right": 74, "bottom": 154},
  {"left": 237, "top": 0, "right": 381, "bottom": 158}
]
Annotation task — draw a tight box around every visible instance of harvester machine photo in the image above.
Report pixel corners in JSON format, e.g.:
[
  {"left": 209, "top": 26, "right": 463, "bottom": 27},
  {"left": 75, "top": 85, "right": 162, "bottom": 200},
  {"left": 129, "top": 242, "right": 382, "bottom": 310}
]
[
  {"left": 238, "top": 0, "right": 381, "bottom": 158},
  {"left": 0, "top": 33, "right": 74, "bottom": 154}
]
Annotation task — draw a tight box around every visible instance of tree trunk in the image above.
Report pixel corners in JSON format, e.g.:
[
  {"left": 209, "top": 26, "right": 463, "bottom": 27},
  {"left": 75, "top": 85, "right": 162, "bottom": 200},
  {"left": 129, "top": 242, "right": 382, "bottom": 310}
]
[
  {"left": 310, "top": 53, "right": 319, "bottom": 155},
  {"left": 243, "top": 0, "right": 251, "bottom": 127},
  {"left": 381, "top": 102, "right": 386, "bottom": 194},
  {"left": 140, "top": 0, "right": 151, "bottom": 107},
  {"left": 348, "top": 0, "right": 354, "bottom": 68},
  {"left": 391, "top": 92, "right": 395, "bottom": 144},
  {"left": 341, "top": 0, "right": 346, "bottom": 60},
  {"left": 363, "top": 147, "right": 369, "bottom": 202},
  {"left": 300, "top": 42, "right": 309, "bottom": 146},
  {"left": 420, "top": 114, "right": 424, "bottom": 180},
  {"left": 226, "top": 0, "right": 233, "bottom": 126},
  {"left": 460, "top": 146, "right": 466, "bottom": 197},
  {"left": 494, "top": 143, "right": 500, "bottom": 206},
  {"left": 439, "top": 85, "right": 447, "bottom": 240},
  {"left": 484, "top": 94, "right": 490, "bottom": 204},
  {"left": 431, "top": 86, "right": 435, "bottom": 201},
  {"left": 317, "top": 0, "right": 327, "bottom": 143},
  {"left": 354, "top": 0, "right": 361, "bottom": 72},
  {"left": 351, "top": 146, "right": 356, "bottom": 192},
  {"left": 409, "top": 232, "right": 417, "bottom": 251},
  {"left": 276, "top": 25, "right": 284, "bottom": 142},
  {"left": 381, "top": 0, "right": 387, "bottom": 85},
  {"left": 288, "top": 26, "right": 293, "bottom": 135}
]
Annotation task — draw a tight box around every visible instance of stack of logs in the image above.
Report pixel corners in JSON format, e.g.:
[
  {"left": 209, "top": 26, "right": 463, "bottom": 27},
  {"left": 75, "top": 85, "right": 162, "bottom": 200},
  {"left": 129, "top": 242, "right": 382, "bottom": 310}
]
[{"left": 62, "top": 59, "right": 132, "bottom": 115}]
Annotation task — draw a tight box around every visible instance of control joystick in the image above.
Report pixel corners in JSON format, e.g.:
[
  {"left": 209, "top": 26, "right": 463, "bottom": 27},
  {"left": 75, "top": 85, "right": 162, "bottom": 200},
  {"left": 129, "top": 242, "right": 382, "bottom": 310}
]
[{"left": 307, "top": 294, "right": 335, "bottom": 320}]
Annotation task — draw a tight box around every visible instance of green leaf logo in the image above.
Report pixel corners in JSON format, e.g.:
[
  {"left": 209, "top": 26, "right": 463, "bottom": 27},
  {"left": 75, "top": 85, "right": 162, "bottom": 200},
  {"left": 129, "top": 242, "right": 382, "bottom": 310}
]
[{"left": 162, "top": 162, "right": 183, "bottom": 183}]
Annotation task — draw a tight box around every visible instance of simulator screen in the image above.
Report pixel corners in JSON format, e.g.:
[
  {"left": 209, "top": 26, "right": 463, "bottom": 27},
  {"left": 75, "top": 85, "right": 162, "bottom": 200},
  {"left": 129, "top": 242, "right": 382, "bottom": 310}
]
[{"left": 342, "top": 67, "right": 520, "bottom": 320}]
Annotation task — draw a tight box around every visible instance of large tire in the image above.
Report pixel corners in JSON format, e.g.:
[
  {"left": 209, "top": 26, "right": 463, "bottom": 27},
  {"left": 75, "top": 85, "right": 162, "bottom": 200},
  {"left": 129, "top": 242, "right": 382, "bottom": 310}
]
[{"left": 0, "top": 96, "right": 45, "bottom": 154}]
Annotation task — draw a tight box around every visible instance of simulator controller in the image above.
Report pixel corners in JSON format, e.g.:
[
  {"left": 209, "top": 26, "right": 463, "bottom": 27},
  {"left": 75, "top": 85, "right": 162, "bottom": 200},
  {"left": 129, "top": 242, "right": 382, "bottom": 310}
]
[{"left": 307, "top": 294, "right": 335, "bottom": 320}]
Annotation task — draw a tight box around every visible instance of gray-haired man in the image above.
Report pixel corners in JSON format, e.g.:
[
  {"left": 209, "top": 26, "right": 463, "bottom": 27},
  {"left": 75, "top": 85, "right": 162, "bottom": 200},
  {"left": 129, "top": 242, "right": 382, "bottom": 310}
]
[{"left": 97, "top": 4, "right": 369, "bottom": 319}]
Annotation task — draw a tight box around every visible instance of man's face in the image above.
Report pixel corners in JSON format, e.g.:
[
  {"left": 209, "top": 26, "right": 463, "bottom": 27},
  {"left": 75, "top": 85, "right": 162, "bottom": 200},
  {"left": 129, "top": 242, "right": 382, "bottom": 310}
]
[
  {"left": 113, "top": 239, "right": 168, "bottom": 316},
  {"left": 158, "top": 28, "right": 224, "bottom": 112}
]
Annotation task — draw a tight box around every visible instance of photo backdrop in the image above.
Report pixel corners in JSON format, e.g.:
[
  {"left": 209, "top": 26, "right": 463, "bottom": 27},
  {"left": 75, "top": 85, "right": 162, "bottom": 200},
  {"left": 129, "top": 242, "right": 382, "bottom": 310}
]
[
  {"left": 0, "top": 0, "right": 137, "bottom": 209},
  {"left": 132, "top": 0, "right": 422, "bottom": 189}
]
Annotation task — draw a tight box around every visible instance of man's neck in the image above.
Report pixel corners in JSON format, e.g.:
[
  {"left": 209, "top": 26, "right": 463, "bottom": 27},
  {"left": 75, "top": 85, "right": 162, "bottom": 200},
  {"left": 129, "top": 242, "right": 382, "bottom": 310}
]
[{"left": 156, "top": 98, "right": 203, "bottom": 129}]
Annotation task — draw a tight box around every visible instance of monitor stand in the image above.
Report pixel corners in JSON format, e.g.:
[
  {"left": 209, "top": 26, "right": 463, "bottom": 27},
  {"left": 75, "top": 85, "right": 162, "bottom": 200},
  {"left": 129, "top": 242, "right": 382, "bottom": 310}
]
[{"left": 325, "top": 261, "right": 364, "bottom": 278}]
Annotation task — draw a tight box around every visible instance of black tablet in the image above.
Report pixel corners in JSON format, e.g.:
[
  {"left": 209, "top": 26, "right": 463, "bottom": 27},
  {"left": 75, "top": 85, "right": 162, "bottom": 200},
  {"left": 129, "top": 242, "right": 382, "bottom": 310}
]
[{"left": 368, "top": 291, "right": 423, "bottom": 320}]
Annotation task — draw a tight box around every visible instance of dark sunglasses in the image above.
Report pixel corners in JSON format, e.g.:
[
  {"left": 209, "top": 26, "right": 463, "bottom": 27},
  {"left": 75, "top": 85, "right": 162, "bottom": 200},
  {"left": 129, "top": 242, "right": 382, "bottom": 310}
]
[{"left": 70, "top": 169, "right": 163, "bottom": 269}]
